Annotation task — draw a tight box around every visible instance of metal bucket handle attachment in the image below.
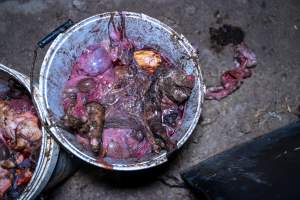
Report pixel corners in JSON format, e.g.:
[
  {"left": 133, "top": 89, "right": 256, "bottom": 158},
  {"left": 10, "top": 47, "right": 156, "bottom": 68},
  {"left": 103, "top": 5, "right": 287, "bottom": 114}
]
[{"left": 37, "top": 19, "right": 74, "bottom": 49}]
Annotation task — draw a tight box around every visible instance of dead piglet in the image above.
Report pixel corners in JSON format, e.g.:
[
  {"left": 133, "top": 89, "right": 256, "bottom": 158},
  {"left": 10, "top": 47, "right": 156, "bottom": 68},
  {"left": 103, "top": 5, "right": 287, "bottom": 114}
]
[
  {"left": 141, "top": 68, "right": 193, "bottom": 152},
  {"left": 157, "top": 68, "right": 194, "bottom": 104},
  {"left": 85, "top": 102, "right": 105, "bottom": 153}
]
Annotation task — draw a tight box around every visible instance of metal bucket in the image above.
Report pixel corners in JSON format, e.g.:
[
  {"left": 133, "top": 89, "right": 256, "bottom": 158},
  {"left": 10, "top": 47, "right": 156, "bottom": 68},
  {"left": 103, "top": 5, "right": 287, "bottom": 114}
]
[
  {"left": 38, "top": 11, "right": 205, "bottom": 171},
  {"left": 0, "top": 64, "right": 59, "bottom": 200}
]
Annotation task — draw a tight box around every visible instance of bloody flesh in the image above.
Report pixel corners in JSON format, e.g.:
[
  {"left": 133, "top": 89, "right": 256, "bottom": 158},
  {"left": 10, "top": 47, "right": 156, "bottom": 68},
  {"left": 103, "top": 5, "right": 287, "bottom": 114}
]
[
  {"left": 0, "top": 79, "right": 41, "bottom": 199},
  {"left": 205, "top": 43, "right": 257, "bottom": 100},
  {"left": 61, "top": 13, "right": 194, "bottom": 160},
  {"left": 206, "top": 24, "right": 257, "bottom": 100}
]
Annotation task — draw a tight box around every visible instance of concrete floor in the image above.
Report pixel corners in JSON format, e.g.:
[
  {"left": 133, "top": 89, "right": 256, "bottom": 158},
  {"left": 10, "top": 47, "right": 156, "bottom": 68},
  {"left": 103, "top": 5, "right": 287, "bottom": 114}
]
[{"left": 0, "top": 0, "right": 299, "bottom": 199}]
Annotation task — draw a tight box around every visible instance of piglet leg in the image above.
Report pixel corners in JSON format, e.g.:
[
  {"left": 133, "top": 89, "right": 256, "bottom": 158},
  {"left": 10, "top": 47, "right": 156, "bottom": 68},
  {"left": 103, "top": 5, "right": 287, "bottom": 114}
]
[{"left": 85, "top": 102, "right": 105, "bottom": 154}]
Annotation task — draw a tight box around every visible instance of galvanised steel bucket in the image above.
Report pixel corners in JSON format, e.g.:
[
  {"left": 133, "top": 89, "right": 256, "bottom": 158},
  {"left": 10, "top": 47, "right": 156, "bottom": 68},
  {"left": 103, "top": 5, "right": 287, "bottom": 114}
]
[
  {"left": 0, "top": 63, "right": 59, "bottom": 200},
  {"left": 38, "top": 11, "right": 205, "bottom": 171}
]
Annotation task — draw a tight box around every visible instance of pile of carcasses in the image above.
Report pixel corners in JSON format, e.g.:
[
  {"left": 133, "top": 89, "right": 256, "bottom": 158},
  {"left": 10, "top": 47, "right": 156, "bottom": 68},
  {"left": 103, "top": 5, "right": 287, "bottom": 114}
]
[{"left": 0, "top": 79, "right": 41, "bottom": 199}]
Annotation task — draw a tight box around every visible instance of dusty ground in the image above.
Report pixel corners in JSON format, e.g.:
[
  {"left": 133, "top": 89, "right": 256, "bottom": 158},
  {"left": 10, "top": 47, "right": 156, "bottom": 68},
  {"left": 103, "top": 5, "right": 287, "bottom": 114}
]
[{"left": 0, "top": 0, "right": 299, "bottom": 199}]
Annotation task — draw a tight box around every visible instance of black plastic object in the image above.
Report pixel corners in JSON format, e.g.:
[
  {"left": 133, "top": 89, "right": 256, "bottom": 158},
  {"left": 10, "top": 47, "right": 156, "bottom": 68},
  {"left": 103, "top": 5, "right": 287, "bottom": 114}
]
[
  {"left": 37, "top": 19, "right": 74, "bottom": 48},
  {"left": 181, "top": 121, "right": 300, "bottom": 200}
]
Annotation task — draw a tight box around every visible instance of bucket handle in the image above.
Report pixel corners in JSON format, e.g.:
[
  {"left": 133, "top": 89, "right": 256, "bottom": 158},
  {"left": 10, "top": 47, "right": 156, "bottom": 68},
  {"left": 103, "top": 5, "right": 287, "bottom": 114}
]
[
  {"left": 37, "top": 19, "right": 74, "bottom": 48},
  {"left": 30, "top": 19, "right": 74, "bottom": 96}
]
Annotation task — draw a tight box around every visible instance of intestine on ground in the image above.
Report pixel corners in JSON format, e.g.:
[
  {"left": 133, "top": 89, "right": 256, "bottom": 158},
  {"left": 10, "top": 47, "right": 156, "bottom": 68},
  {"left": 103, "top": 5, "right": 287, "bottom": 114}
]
[{"left": 205, "top": 43, "right": 257, "bottom": 100}]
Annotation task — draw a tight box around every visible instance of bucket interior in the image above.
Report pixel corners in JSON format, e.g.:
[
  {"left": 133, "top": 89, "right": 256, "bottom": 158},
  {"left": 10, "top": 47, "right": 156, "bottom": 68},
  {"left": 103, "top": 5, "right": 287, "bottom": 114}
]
[
  {"left": 0, "top": 68, "right": 42, "bottom": 199},
  {"left": 41, "top": 12, "right": 203, "bottom": 169}
]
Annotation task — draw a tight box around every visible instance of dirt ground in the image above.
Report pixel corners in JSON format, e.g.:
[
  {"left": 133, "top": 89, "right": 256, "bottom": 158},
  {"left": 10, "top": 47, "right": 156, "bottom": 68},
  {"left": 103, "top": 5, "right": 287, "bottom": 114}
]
[{"left": 0, "top": 0, "right": 299, "bottom": 199}]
